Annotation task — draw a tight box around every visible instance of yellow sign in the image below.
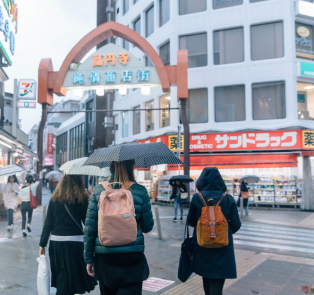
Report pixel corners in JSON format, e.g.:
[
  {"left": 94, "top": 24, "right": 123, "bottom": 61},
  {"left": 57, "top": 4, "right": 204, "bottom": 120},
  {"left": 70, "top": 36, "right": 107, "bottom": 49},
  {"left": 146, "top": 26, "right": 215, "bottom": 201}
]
[
  {"left": 297, "top": 26, "right": 310, "bottom": 38},
  {"left": 303, "top": 130, "right": 314, "bottom": 148},
  {"left": 168, "top": 135, "right": 184, "bottom": 152}
]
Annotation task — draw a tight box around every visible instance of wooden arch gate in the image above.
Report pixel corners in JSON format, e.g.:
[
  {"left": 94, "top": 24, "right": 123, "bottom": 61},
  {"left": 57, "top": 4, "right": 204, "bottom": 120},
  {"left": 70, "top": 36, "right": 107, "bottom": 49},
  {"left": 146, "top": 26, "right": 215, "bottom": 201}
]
[{"left": 37, "top": 21, "right": 189, "bottom": 203}]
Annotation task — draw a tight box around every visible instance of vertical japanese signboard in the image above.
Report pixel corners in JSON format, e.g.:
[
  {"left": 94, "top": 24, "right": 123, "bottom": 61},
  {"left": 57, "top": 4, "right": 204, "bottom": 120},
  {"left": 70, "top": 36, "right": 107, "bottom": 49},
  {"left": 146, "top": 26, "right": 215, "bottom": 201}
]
[{"left": 46, "top": 125, "right": 54, "bottom": 154}]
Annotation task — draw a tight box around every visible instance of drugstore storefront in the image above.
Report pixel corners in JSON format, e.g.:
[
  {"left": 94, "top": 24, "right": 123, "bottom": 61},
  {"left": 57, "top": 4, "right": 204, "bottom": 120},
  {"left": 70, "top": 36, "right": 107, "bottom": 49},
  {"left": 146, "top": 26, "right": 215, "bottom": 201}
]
[{"left": 137, "top": 129, "right": 314, "bottom": 208}]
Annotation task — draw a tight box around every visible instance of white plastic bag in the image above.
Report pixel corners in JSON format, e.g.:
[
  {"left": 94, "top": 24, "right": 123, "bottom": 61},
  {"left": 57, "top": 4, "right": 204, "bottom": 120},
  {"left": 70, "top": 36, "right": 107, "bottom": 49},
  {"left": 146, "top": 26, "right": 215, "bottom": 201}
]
[{"left": 37, "top": 255, "right": 50, "bottom": 295}]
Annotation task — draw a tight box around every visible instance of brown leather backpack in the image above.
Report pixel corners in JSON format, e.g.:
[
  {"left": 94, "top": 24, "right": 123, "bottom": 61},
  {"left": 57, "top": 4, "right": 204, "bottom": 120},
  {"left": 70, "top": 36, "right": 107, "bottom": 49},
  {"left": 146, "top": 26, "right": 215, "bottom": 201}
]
[{"left": 196, "top": 193, "right": 229, "bottom": 248}]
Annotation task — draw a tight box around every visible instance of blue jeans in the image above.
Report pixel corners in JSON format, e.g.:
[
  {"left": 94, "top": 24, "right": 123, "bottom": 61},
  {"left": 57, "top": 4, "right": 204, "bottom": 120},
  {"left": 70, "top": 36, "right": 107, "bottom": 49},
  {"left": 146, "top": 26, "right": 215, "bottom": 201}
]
[
  {"left": 237, "top": 198, "right": 249, "bottom": 215},
  {"left": 7, "top": 209, "right": 13, "bottom": 226},
  {"left": 174, "top": 196, "right": 183, "bottom": 219}
]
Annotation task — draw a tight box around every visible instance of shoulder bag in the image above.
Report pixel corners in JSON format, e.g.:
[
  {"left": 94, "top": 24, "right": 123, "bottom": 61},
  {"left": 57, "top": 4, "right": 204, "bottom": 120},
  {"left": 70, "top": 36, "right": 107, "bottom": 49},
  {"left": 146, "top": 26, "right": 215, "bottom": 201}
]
[
  {"left": 64, "top": 204, "right": 84, "bottom": 234},
  {"left": 29, "top": 186, "right": 38, "bottom": 209}
]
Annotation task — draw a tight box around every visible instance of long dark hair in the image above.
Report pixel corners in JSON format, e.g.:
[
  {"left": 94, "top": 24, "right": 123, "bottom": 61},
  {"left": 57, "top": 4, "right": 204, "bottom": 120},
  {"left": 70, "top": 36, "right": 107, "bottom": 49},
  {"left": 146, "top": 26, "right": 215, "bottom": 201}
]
[
  {"left": 52, "top": 175, "right": 89, "bottom": 204},
  {"left": 7, "top": 174, "right": 18, "bottom": 184},
  {"left": 110, "top": 160, "right": 136, "bottom": 189}
]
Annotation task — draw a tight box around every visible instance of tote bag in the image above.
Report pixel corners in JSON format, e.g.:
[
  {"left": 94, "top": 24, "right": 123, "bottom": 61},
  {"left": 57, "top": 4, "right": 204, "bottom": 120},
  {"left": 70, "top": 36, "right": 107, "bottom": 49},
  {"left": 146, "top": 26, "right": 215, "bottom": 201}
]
[
  {"left": 30, "top": 186, "right": 38, "bottom": 209},
  {"left": 178, "top": 221, "right": 194, "bottom": 282}
]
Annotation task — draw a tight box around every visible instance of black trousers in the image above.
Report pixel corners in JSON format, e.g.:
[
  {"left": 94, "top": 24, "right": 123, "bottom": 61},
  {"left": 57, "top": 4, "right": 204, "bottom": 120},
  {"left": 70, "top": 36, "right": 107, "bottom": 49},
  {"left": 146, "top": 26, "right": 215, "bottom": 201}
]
[
  {"left": 202, "top": 278, "right": 225, "bottom": 295},
  {"left": 21, "top": 201, "right": 33, "bottom": 230},
  {"left": 7, "top": 209, "right": 13, "bottom": 225},
  {"left": 99, "top": 281, "right": 142, "bottom": 295}
]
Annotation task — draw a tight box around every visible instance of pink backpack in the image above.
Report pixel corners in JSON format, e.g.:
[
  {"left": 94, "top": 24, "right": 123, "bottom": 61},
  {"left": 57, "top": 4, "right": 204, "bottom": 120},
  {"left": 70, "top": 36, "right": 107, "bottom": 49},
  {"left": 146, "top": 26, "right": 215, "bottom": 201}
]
[{"left": 98, "top": 181, "right": 137, "bottom": 246}]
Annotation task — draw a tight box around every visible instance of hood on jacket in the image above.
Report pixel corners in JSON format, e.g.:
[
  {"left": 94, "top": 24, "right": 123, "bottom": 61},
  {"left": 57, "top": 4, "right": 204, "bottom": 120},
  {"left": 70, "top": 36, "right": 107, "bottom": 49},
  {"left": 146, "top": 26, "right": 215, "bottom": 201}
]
[{"left": 196, "top": 167, "right": 227, "bottom": 192}]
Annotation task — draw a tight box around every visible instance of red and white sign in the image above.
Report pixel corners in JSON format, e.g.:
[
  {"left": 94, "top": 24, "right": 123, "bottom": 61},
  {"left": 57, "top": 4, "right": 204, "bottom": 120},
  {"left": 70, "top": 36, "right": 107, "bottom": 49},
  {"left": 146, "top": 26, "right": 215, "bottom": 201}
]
[
  {"left": 18, "top": 101, "right": 36, "bottom": 108},
  {"left": 46, "top": 126, "right": 54, "bottom": 154},
  {"left": 44, "top": 155, "right": 53, "bottom": 166},
  {"left": 142, "top": 277, "right": 174, "bottom": 292}
]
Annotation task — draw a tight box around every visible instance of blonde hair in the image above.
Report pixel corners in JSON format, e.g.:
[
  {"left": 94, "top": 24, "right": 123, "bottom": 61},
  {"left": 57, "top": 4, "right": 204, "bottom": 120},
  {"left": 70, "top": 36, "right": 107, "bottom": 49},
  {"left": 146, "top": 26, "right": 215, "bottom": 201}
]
[{"left": 110, "top": 160, "right": 136, "bottom": 190}]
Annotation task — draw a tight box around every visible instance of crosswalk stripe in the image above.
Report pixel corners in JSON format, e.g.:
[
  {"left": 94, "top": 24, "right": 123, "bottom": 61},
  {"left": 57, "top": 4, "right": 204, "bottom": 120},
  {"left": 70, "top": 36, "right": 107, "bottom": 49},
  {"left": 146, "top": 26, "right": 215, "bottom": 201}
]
[
  {"left": 241, "top": 223, "right": 314, "bottom": 234},
  {"left": 234, "top": 240, "right": 314, "bottom": 254}
]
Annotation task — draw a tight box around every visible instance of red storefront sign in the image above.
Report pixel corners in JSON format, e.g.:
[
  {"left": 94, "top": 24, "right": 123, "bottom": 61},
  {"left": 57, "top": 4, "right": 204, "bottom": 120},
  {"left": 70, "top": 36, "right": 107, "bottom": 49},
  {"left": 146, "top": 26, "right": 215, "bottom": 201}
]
[
  {"left": 47, "top": 133, "right": 54, "bottom": 154},
  {"left": 137, "top": 130, "right": 314, "bottom": 152},
  {"left": 44, "top": 155, "right": 53, "bottom": 166}
]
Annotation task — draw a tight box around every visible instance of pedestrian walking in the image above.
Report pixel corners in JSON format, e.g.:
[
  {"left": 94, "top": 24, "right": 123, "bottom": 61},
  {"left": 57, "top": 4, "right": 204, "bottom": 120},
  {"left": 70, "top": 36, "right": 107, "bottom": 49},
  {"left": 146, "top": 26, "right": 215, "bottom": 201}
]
[
  {"left": 19, "top": 175, "right": 39, "bottom": 237},
  {"left": 170, "top": 180, "right": 187, "bottom": 221},
  {"left": 84, "top": 160, "right": 154, "bottom": 295},
  {"left": 49, "top": 176, "right": 59, "bottom": 194},
  {"left": 39, "top": 175, "right": 97, "bottom": 295},
  {"left": 3, "top": 175, "right": 20, "bottom": 231},
  {"left": 237, "top": 178, "right": 251, "bottom": 215},
  {"left": 187, "top": 167, "right": 241, "bottom": 295}
]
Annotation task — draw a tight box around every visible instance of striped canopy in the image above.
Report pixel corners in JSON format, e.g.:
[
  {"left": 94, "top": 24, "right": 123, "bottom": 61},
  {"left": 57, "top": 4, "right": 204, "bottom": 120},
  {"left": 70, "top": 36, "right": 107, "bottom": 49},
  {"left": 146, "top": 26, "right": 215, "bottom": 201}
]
[
  {"left": 0, "top": 165, "right": 24, "bottom": 178},
  {"left": 83, "top": 142, "right": 183, "bottom": 168},
  {"left": 60, "top": 157, "right": 111, "bottom": 177}
]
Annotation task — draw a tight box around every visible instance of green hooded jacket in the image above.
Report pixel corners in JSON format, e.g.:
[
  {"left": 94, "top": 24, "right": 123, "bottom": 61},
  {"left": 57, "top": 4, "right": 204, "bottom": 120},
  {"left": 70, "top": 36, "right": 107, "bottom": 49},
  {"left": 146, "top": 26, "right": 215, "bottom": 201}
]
[{"left": 84, "top": 175, "right": 154, "bottom": 264}]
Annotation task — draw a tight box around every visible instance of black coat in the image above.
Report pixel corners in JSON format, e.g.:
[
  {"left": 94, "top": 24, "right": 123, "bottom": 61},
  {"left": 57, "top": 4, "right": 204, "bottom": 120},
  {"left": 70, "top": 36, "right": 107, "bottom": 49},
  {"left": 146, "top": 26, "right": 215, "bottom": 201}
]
[
  {"left": 187, "top": 167, "right": 241, "bottom": 279},
  {"left": 170, "top": 183, "right": 187, "bottom": 200}
]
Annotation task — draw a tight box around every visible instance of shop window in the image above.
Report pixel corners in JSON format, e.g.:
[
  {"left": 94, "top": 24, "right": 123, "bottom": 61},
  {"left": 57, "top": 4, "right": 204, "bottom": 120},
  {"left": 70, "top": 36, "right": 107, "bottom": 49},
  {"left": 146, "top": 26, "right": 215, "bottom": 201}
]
[
  {"left": 159, "top": 0, "right": 170, "bottom": 27},
  {"left": 146, "top": 5, "right": 154, "bottom": 38},
  {"left": 214, "top": 27, "right": 244, "bottom": 65},
  {"left": 160, "top": 94, "right": 171, "bottom": 128},
  {"left": 179, "top": 0, "right": 206, "bottom": 15},
  {"left": 123, "top": 0, "right": 129, "bottom": 15},
  {"left": 186, "top": 88, "right": 208, "bottom": 123},
  {"left": 179, "top": 33, "right": 207, "bottom": 68},
  {"left": 133, "top": 106, "right": 141, "bottom": 135},
  {"left": 160, "top": 41, "right": 170, "bottom": 65},
  {"left": 122, "top": 111, "right": 129, "bottom": 138},
  {"left": 297, "top": 82, "right": 314, "bottom": 120},
  {"left": 213, "top": 0, "right": 242, "bottom": 10},
  {"left": 252, "top": 81, "right": 286, "bottom": 120},
  {"left": 133, "top": 16, "right": 141, "bottom": 35},
  {"left": 145, "top": 56, "right": 154, "bottom": 66},
  {"left": 251, "top": 21, "right": 284, "bottom": 61},
  {"left": 215, "top": 85, "right": 245, "bottom": 122},
  {"left": 295, "top": 22, "right": 314, "bottom": 59},
  {"left": 145, "top": 100, "right": 154, "bottom": 131}
]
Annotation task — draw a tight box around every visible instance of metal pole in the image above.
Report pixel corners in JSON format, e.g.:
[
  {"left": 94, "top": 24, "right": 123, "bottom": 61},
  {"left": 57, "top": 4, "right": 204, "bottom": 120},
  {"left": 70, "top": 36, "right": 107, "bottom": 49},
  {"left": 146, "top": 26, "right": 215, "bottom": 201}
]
[
  {"left": 240, "top": 197, "right": 243, "bottom": 219},
  {"left": 42, "top": 205, "right": 47, "bottom": 229},
  {"left": 154, "top": 205, "right": 162, "bottom": 240},
  {"left": 177, "top": 126, "right": 181, "bottom": 175},
  {"left": 179, "top": 100, "right": 190, "bottom": 177},
  {"left": 37, "top": 104, "right": 48, "bottom": 205},
  {"left": 12, "top": 79, "right": 17, "bottom": 137}
]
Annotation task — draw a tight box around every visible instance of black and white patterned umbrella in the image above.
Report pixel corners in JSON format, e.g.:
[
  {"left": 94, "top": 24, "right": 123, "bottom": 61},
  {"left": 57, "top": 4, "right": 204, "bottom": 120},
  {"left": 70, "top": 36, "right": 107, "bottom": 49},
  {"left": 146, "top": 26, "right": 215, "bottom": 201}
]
[{"left": 83, "top": 142, "right": 183, "bottom": 168}]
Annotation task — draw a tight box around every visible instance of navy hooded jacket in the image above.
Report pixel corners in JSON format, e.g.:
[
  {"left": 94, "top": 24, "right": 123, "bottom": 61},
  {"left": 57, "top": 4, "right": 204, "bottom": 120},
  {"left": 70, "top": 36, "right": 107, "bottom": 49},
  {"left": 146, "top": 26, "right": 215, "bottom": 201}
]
[{"left": 187, "top": 167, "right": 241, "bottom": 279}]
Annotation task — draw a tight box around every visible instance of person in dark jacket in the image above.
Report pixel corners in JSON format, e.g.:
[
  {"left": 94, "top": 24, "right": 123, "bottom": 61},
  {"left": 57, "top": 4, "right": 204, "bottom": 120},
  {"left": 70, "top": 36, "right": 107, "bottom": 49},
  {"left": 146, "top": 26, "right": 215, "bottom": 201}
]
[
  {"left": 237, "top": 179, "right": 250, "bottom": 215},
  {"left": 187, "top": 167, "right": 241, "bottom": 295},
  {"left": 84, "top": 159, "right": 154, "bottom": 295},
  {"left": 39, "top": 175, "right": 97, "bottom": 295},
  {"left": 170, "top": 180, "right": 187, "bottom": 221}
]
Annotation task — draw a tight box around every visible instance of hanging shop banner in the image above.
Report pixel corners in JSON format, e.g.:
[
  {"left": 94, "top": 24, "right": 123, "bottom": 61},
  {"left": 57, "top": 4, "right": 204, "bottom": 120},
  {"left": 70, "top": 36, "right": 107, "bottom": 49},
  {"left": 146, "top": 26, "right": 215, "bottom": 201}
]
[
  {"left": 17, "top": 101, "right": 36, "bottom": 108},
  {"left": 0, "top": 0, "right": 18, "bottom": 65},
  {"left": 46, "top": 125, "right": 54, "bottom": 154},
  {"left": 137, "top": 130, "right": 314, "bottom": 152},
  {"left": 18, "top": 79, "right": 37, "bottom": 100},
  {"left": 62, "top": 43, "right": 161, "bottom": 90},
  {"left": 44, "top": 155, "right": 53, "bottom": 166}
]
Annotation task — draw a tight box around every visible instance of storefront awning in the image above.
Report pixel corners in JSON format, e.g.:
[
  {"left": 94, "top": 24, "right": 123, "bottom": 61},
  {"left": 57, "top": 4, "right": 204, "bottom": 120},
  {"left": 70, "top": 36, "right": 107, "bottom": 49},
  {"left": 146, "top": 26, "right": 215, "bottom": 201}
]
[{"left": 168, "top": 154, "right": 298, "bottom": 170}]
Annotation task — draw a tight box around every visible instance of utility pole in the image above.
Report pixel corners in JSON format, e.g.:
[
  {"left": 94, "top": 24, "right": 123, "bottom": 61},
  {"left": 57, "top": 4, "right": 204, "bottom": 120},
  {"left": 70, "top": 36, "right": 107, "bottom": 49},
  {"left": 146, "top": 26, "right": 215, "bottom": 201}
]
[
  {"left": 177, "top": 126, "right": 181, "bottom": 175},
  {"left": 180, "top": 100, "right": 190, "bottom": 177},
  {"left": 12, "top": 79, "right": 17, "bottom": 137}
]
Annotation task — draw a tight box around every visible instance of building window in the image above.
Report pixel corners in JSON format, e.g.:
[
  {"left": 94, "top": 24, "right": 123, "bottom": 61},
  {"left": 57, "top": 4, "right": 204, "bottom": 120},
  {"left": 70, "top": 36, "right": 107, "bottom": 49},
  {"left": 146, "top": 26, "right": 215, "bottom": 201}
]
[
  {"left": 69, "top": 123, "right": 84, "bottom": 160},
  {"left": 122, "top": 111, "right": 129, "bottom": 138},
  {"left": 56, "top": 132, "right": 67, "bottom": 166},
  {"left": 145, "top": 100, "right": 154, "bottom": 131},
  {"left": 186, "top": 88, "right": 208, "bottom": 123},
  {"left": 134, "top": 0, "right": 139, "bottom": 3},
  {"left": 179, "top": 0, "right": 206, "bottom": 15},
  {"left": 145, "top": 56, "right": 154, "bottom": 66},
  {"left": 297, "top": 82, "right": 314, "bottom": 120},
  {"left": 179, "top": 33, "right": 207, "bottom": 68},
  {"left": 88, "top": 109, "right": 94, "bottom": 122},
  {"left": 213, "top": 0, "right": 242, "bottom": 9},
  {"left": 159, "top": 0, "right": 170, "bottom": 27},
  {"left": 133, "top": 106, "right": 141, "bottom": 135},
  {"left": 296, "top": 22, "right": 314, "bottom": 59},
  {"left": 252, "top": 81, "right": 286, "bottom": 120},
  {"left": 87, "top": 138, "right": 94, "bottom": 153},
  {"left": 146, "top": 5, "right": 154, "bottom": 38},
  {"left": 160, "top": 41, "right": 170, "bottom": 65},
  {"left": 160, "top": 94, "right": 171, "bottom": 128},
  {"left": 251, "top": 21, "right": 284, "bottom": 61},
  {"left": 215, "top": 85, "right": 245, "bottom": 122},
  {"left": 214, "top": 27, "right": 244, "bottom": 65},
  {"left": 123, "top": 0, "right": 129, "bottom": 15},
  {"left": 134, "top": 17, "right": 141, "bottom": 35}
]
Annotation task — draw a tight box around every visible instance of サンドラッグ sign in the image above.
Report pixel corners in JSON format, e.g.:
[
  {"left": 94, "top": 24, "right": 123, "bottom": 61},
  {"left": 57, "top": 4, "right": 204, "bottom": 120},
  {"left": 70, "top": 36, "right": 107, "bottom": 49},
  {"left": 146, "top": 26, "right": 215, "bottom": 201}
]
[
  {"left": 62, "top": 43, "right": 161, "bottom": 90},
  {"left": 0, "top": 0, "right": 18, "bottom": 65}
]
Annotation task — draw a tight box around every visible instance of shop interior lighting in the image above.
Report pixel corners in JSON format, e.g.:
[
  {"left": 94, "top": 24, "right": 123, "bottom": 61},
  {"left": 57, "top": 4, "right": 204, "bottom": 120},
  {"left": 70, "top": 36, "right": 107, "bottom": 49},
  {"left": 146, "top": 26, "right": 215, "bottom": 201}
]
[
  {"left": 0, "top": 140, "right": 12, "bottom": 149},
  {"left": 304, "top": 86, "right": 314, "bottom": 89},
  {"left": 298, "top": 110, "right": 301, "bottom": 114},
  {"left": 165, "top": 96, "right": 171, "bottom": 100},
  {"left": 96, "top": 88, "right": 105, "bottom": 96},
  {"left": 73, "top": 89, "right": 83, "bottom": 97},
  {"left": 13, "top": 152, "right": 18, "bottom": 157},
  {"left": 141, "top": 86, "right": 151, "bottom": 96},
  {"left": 119, "top": 87, "right": 127, "bottom": 96},
  {"left": 301, "top": 114, "right": 304, "bottom": 119}
]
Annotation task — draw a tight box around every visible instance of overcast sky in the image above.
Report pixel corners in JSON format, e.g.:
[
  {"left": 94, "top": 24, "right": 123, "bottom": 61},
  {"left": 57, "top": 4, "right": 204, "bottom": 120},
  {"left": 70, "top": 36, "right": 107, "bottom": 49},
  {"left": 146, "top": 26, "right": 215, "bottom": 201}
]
[{"left": 5, "top": 0, "right": 97, "bottom": 133}]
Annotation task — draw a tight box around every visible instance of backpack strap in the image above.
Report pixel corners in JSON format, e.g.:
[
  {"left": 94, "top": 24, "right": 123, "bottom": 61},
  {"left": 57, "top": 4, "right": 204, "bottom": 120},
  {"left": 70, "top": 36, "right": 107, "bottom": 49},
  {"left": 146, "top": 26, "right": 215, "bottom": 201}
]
[
  {"left": 198, "top": 193, "right": 207, "bottom": 207},
  {"left": 208, "top": 201, "right": 216, "bottom": 239},
  {"left": 217, "top": 192, "right": 227, "bottom": 206}
]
